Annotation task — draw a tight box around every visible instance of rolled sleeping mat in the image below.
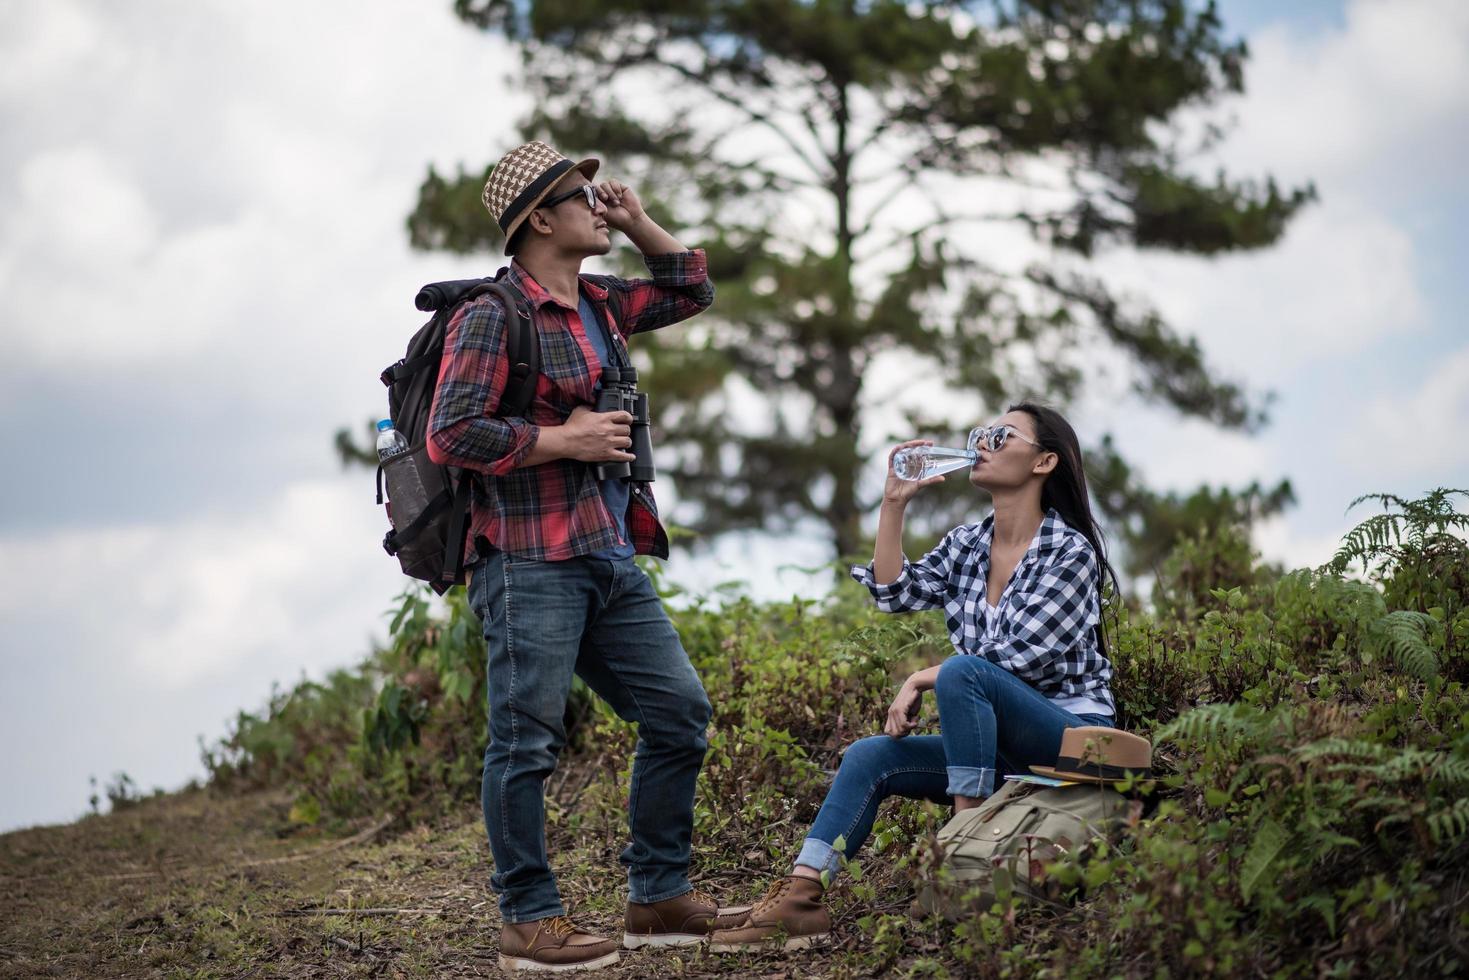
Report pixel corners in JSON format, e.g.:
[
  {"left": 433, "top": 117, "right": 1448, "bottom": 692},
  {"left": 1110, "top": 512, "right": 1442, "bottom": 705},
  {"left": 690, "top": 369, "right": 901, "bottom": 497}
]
[{"left": 415, "top": 277, "right": 493, "bottom": 312}]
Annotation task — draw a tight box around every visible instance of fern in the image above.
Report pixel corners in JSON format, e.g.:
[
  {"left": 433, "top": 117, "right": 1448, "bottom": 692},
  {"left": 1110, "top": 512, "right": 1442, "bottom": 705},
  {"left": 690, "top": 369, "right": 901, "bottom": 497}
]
[
  {"left": 1427, "top": 797, "right": 1469, "bottom": 844},
  {"left": 1306, "top": 740, "right": 1469, "bottom": 789},
  {"left": 1240, "top": 817, "right": 1289, "bottom": 903},
  {"left": 1325, "top": 488, "right": 1469, "bottom": 575},
  {"left": 1356, "top": 747, "right": 1442, "bottom": 782},
  {"left": 1371, "top": 610, "right": 1441, "bottom": 682},
  {"left": 1327, "top": 513, "right": 1404, "bottom": 575},
  {"left": 1156, "top": 702, "right": 1272, "bottom": 749},
  {"left": 1295, "top": 738, "right": 1392, "bottom": 764},
  {"left": 1436, "top": 755, "right": 1469, "bottom": 787},
  {"left": 1296, "top": 892, "right": 1338, "bottom": 935}
]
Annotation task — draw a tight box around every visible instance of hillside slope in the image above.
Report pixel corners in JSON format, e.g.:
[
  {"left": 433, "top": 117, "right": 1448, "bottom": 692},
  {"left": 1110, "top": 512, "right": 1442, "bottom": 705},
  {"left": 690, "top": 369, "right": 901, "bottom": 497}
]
[{"left": 6, "top": 490, "right": 1467, "bottom": 978}]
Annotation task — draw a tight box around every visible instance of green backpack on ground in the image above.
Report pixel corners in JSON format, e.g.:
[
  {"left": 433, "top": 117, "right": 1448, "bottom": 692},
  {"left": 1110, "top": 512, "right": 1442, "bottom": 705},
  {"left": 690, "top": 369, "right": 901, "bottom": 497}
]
[{"left": 913, "top": 779, "right": 1139, "bottom": 919}]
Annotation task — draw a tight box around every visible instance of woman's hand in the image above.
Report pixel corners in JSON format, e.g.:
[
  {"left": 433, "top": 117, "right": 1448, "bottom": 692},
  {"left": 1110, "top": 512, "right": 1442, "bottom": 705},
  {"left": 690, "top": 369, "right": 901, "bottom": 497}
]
[
  {"left": 882, "top": 439, "right": 945, "bottom": 507},
  {"left": 884, "top": 679, "right": 924, "bottom": 738}
]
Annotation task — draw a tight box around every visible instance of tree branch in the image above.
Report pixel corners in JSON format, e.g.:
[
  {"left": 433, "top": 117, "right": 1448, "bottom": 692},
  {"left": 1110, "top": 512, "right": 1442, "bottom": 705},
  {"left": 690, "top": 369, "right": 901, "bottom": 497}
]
[{"left": 656, "top": 59, "right": 828, "bottom": 178}]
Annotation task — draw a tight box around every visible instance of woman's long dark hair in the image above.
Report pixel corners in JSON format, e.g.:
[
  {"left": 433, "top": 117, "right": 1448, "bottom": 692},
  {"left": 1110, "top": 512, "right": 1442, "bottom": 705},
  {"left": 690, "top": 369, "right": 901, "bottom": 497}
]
[{"left": 1009, "top": 402, "right": 1120, "bottom": 655}]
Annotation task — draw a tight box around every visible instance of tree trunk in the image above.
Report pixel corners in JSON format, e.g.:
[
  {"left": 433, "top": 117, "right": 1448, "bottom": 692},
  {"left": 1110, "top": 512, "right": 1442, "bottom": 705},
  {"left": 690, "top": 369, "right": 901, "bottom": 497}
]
[{"left": 828, "top": 77, "right": 863, "bottom": 559}]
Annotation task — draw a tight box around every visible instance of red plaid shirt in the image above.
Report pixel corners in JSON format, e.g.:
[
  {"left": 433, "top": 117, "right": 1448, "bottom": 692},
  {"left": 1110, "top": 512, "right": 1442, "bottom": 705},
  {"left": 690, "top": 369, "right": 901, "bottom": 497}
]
[{"left": 426, "top": 250, "right": 713, "bottom": 563}]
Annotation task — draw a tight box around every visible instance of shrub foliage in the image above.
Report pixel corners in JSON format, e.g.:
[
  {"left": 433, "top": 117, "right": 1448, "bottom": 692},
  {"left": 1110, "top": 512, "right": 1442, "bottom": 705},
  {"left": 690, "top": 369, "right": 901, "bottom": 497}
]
[{"left": 204, "top": 489, "right": 1469, "bottom": 976}]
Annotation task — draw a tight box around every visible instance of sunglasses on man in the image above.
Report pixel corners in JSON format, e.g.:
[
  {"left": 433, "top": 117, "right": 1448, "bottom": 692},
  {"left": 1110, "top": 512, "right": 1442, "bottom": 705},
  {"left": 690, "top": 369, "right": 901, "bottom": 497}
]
[
  {"left": 539, "top": 183, "right": 599, "bottom": 211},
  {"left": 966, "top": 424, "right": 1043, "bottom": 454}
]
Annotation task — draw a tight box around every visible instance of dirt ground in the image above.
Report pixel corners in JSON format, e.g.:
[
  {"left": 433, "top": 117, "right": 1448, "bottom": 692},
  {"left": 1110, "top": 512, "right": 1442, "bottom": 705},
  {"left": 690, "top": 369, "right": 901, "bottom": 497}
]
[{"left": 0, "top": 789, "right": 917, "bottom": 979}]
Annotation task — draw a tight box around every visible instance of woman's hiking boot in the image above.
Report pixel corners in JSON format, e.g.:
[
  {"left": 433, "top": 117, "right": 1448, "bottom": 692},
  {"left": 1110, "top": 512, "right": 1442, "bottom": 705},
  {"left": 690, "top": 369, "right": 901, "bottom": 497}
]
[
  {"left": 707, "top": 875, "right": 831, "bottom": 952},
  {"left": 623, "top": 888, "right": 753, "bottom": 948},
  {"left": 498, "top": 915, "right": 620, "bottom": 972}
]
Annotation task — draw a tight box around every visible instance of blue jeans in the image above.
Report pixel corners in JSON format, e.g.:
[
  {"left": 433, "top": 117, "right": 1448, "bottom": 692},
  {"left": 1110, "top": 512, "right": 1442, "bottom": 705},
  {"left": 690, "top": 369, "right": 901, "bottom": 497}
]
[
  {"left": 794, "top": 654, "right": 1114, "bottom": 876},
  {"left": 467, "top": 551, "right": 712, "bottom": 923}
]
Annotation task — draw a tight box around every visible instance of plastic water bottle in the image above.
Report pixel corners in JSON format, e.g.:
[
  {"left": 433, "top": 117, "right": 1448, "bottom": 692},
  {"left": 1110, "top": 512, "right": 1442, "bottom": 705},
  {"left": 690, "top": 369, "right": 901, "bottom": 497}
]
[
  {"left": 375, "top": 419, "right": 427, "bottom": 516},
  {"left": 376, "top": 419, "right": 410, "bottom": 461},
  {"left": 892, "top": 444, "right": 977, "bottom": 481}
]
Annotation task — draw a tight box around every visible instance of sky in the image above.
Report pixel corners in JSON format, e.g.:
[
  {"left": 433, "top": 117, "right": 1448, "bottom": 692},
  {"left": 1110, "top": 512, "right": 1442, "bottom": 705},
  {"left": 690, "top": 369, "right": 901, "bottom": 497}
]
[{"left": 1, "top": 0, "right": 1466, "bottom": 833}]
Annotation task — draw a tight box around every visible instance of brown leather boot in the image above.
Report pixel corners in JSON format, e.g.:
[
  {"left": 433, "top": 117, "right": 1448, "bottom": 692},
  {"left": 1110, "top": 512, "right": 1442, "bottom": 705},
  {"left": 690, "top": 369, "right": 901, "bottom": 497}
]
[
  {"left": 623, "top": 888, "right": 753, "bottom": 948},
  {"left": 707, "top": 876, "right": 831, "bottom": 952},
  {"left": 498, "top": 915, "right": 620, "bottom": 972}
]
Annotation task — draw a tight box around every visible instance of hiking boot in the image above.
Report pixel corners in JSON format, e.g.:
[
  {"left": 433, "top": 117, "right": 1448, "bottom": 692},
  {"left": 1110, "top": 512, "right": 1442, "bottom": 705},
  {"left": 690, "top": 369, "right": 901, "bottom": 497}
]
[
  {"left": 623, "top": 888, "right": 753, "bottom": 948},
  {"left": 498, "top": 915, "right": 620, "bottom": 972},
  {"left": 707, "top": 875, "right": 831, "bottom": 952}
]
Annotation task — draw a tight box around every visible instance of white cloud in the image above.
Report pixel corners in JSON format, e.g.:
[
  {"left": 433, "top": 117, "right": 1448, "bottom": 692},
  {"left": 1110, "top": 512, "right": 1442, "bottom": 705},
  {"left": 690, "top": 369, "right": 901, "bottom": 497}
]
[
  {"left": 1111, "top": 409, "right": 1277, "bottom": 492},
  {"left": 667, "top": 525, "right": 836, "bottom": 607},
  {"left": 14, "top": 144, "right": 159, "bottom": 264},
  {"left": 1097, "top": 202, "right": 1425, "bottom": 382},
  {"left": 1089, "top": 0, "right": 1469, "bottom": 388},
  {"left": 1253, "top": 514, "right": 1351, "bottom": 571},
  {"left": 1221, "top": 0, "right": 1469, "bottom": 192},
  {"left": 0, "top": 476, "right": 403, "bottom": 688},
  {"left": 0, "top": 0, "right": 104, "bottom": 99},
  {"left": 0, "top": 0, "right": 520, "bottom": 377},
  {"left": 0, "top": 473, "right": 406, "bottom": 831},
  {"left": 1344, "top": 345, "right": 1469, "bottom": 479}
]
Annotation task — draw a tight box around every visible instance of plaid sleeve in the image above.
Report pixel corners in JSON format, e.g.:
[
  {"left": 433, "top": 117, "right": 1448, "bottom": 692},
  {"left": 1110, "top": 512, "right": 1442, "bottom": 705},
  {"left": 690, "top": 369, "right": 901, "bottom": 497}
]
[
  {"left": 979, "top": 542, "right": 1099, "bottom": 682},
  {"left": 425, "top": 298, "right": 540, "bottom": 477},
  {"left": 603, "top": 248, "right": 714, "bottom": 336},
  {"left": 849, "top": 526, "right": 964, "bottom": 613}
]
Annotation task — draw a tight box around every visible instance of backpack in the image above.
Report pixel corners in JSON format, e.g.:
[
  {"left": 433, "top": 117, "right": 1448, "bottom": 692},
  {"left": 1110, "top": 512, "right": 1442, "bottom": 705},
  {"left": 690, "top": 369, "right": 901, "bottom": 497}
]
[
  {"left": 376, "top": 271, "right": 538, "bottom": 594},
  {"left": 912, "top": 779, "right": 1140, "bottom": 919}
]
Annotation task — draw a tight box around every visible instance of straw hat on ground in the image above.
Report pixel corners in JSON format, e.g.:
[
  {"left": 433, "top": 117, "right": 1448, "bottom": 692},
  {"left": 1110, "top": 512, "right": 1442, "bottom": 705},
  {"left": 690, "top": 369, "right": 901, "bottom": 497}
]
[
  {"left": 1030, "top": 726, "right": 1153, "bottom": 785},
  {"left": 482, "top": 140, "right": 599, "bottom": 254}
]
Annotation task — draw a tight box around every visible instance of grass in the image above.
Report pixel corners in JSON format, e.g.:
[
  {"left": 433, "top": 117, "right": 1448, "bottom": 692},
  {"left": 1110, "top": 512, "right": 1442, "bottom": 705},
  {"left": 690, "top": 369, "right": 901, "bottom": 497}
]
[{"left": 1, "top": 775, "right": 944, "bottom": 979}]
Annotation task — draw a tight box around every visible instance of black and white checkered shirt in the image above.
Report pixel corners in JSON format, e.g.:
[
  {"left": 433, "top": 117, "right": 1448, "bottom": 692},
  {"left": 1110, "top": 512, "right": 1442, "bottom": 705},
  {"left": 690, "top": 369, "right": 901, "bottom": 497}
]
[{"left": 851, "top": 509, "right": 1114, "bottom": 712}]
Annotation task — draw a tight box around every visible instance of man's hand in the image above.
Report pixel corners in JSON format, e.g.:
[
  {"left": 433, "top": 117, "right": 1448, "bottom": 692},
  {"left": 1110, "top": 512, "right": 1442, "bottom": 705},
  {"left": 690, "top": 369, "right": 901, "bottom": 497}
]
[
  {"left": 558, "top": 405, "right": 636, "bottom": 463},
  {"left": 884, "top": 679, "right": 924, "bottom": 738},
  {"left": 594, "top": 180, "right": 645, "bottom": 233},
  {"left": 594, "top": 178, "right": 688, "bottom": 254}
]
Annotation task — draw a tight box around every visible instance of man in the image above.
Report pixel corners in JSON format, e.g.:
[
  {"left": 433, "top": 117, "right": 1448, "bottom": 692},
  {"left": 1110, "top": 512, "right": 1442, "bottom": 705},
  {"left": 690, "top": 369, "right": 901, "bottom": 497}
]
[{"left": 426, "top": 140, "right": 745, "bottom": 972}]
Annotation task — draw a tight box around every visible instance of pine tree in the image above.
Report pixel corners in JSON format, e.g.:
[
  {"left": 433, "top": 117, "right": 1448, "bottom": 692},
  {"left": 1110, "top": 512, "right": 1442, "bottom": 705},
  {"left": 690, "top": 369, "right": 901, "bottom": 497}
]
[{"left": 406, "top": 0, "right": 1313, "bottom": 558}]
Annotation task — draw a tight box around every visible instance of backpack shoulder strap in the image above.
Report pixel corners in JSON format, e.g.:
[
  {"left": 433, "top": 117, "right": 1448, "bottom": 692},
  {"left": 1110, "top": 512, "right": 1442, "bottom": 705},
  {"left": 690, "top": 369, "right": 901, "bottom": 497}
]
[
  {"left": 581, "top": 274, "right": 625, "bottom": 331},
  {"left": 605, "top": 279, "right": 624, "bottom": 328},
  {"left": 459, "top": 278, "right": 539, "bottom": 419},
  {"left": 579, "top": 275, "right": 629, "bottom": 369}
]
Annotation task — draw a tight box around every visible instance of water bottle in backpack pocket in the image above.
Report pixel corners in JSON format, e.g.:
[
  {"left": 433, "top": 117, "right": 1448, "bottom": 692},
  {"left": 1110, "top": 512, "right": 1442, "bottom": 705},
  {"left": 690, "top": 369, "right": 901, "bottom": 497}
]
[
  {"left": 375, "top": 419, "right": 455, "bottom": 585},
  {"left": 376, "top": 419, "right": 427, "bottom": 508}
]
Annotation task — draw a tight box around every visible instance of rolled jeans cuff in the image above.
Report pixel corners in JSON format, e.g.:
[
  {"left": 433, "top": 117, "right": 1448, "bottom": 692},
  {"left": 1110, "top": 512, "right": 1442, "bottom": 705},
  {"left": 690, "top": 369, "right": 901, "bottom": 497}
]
[
  {"left": 946, "top": 765, "right": 994, "bottom": 798},
  {"left": 794, "top": 837, "right": 843, "bottom": 878}
]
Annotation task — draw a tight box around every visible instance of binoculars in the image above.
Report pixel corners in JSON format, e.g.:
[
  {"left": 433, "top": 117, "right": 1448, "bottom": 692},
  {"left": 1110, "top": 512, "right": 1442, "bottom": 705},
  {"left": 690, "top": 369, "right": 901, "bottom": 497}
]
[{"left": 594, "top": 365, "right": 655, "bottom": 483}]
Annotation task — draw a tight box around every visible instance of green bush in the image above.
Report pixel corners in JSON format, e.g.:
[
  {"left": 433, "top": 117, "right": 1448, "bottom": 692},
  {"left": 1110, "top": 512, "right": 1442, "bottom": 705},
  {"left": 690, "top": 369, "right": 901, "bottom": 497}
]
[{"left": 202, "top": 488, "right": 1469, "bottom": 974}]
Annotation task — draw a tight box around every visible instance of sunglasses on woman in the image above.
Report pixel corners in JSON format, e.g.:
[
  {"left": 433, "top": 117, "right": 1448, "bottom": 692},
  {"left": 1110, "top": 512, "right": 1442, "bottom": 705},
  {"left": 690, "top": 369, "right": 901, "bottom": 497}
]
[
  {"left": 539, "top": 183, "right": 599, "bottom": 211},
  {"left": 966, "top": 424, "right": 1042, "bottom": 454}
]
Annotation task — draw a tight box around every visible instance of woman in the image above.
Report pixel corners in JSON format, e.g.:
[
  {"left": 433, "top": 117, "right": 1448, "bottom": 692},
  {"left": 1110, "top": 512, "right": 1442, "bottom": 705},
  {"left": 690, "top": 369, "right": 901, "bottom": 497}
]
[{"left": 710, "top": 403, "right": 1118, "bottom": 951}]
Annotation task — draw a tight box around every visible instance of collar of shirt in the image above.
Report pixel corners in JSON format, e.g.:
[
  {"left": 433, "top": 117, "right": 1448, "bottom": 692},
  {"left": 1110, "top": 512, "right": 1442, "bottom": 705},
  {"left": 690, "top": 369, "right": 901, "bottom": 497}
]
[
  {"left": 973, "top": 508, "right": 1072, "bottom": 588},
  {"left": 506, "top": 260, "right": 611, "bottom": 312}
]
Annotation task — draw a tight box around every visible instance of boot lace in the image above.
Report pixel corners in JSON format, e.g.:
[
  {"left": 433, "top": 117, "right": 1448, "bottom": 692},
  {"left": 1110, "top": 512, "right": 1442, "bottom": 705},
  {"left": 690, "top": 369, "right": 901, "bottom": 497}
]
[
  {"left": 539, "top": 915, "right": 576, "bottom": 940},
  {"left": 750, "top": 877, "right": 793, "bottom": 917}
]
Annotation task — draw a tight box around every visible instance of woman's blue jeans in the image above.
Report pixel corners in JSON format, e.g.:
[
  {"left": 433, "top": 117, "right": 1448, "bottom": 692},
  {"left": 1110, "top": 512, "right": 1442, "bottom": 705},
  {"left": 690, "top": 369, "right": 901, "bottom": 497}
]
[
  {"left": 468, "top": 551, "right": 712, "bottom": 923},
  {"left": 794, "top": 654, "right": 1114, "bottom": 877}
]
